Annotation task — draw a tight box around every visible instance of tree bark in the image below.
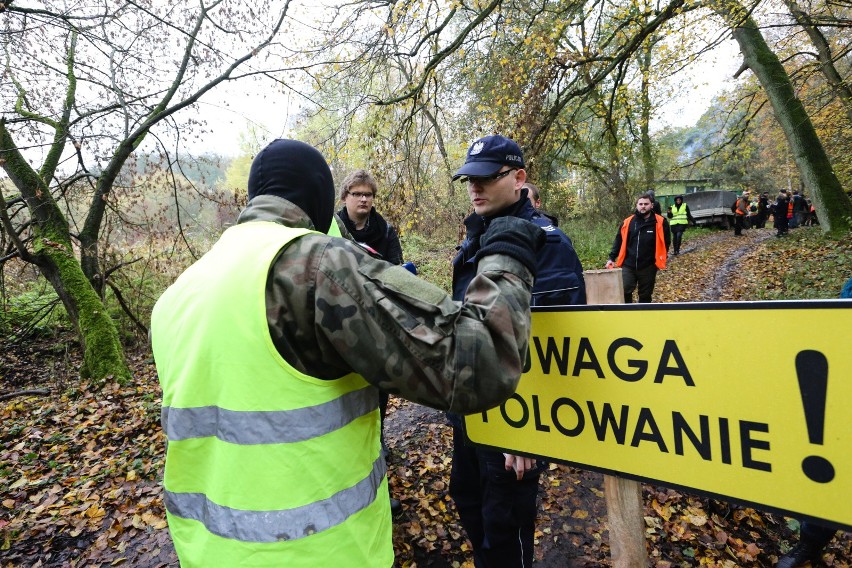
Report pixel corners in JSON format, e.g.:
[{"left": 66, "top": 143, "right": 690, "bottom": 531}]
[
  {"left": 0, "top": 120, "right": 131, "bottom": 384},
  {"left": 716, "top": 2, "right": 852, "bottom": 234},
  {"left": 639, "top": 41, "right": 655, "bottom": 192},
  {"left": 782, "top": 0, "right": 852, "bottom": 126}
]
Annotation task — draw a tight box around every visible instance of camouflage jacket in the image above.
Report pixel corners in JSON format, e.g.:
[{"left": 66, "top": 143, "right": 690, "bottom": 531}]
[{"left": 238, "top": 195, "right": 534, "bottom": 414}]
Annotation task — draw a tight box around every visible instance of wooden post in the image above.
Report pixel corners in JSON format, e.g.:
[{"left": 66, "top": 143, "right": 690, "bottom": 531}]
[{"left": 584, "top": 269, "right": 649, "bottom": 567}]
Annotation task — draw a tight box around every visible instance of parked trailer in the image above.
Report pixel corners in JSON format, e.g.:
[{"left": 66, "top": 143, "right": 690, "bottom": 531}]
[{"left": 683, "top": 190, "right": 738, "bottom": 228}]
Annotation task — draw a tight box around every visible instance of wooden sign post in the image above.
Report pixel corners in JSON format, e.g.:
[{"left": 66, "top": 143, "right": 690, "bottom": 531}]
[{"left": 584, "top": 269, "right": 648, "bottom": 567}]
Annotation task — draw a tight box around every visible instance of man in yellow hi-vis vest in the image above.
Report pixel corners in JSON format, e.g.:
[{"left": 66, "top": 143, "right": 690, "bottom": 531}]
[{"left": 150, "top": 139, "right": 546, "bottom": 567}]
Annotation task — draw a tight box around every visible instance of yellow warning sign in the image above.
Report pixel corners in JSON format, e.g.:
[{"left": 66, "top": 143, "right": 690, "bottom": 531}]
[{"left": 464, "top": 302, "right": 852, "bottom": 530}]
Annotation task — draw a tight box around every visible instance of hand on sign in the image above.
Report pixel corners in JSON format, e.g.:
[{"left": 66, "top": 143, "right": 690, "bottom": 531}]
[{"left": 503, "top": 453, "right": 536, "bottom": 480}]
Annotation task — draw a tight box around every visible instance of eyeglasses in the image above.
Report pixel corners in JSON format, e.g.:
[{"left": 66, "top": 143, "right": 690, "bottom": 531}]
[
  {"left": 348, "top": 191, "right": 374, "bottom": 200},
  {"left": 459, "top": 168, "right": 517, "bottom": 186}
]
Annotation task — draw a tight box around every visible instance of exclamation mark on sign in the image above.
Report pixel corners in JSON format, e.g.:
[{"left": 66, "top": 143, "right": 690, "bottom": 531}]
[{"left": 795, "top": 350, "right": 834, "bottom": 483}]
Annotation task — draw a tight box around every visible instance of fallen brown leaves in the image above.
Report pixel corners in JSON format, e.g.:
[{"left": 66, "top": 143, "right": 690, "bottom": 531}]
[
  {"left": 1, "top": 349, "right": 176, "bottom": 567},
  {"left": 2, "top": 225, "right": 850, "bottom": 567}
]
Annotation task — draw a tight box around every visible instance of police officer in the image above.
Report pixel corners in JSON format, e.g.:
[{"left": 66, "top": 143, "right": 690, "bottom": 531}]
[
  {"left": 449, "top": 134, "right": 586, "bottom": 568},
  {"left": 150, "top": 139, "right": 546, "bottom": 567}
]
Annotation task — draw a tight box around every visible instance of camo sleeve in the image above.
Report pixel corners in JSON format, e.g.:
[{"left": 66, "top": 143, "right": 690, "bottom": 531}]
[{"left": 267, "top": 234, "right": 533, "bottom": 414}]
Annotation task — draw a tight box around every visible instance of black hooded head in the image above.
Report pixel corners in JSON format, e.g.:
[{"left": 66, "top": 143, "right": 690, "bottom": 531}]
[{"left": 247, "top": 139, "right": 334, "bottom": 233}]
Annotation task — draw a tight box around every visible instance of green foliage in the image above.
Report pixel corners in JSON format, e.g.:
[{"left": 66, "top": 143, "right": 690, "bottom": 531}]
[
  {"left": 223, "top": 154, "right": 252, "bottom": 196},
  {"left": 0, "top": 284, "right": 71, "bottom": 340},
  {"left": 560, "top": 215, "right": 620, "bottom": 269},
  {"left": 400, "top": 232, "right": 456, "bottom": 293}
]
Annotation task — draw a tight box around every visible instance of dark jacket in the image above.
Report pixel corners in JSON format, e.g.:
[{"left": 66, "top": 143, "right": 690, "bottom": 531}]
[
  {"left": 608, "top": 212, "right": 671, "bottom": 270},
  {"left": 536, "top": 209, "right": 559, "bottom": 227},
  {"left": 774, "top": 196, "right": 789, "bottom": 229},
  {"left": 453, "top": 194, "right": 586, "bottom": 306},
  {"left": 337, "top": 206, "right": 403, "bottom": 265}
]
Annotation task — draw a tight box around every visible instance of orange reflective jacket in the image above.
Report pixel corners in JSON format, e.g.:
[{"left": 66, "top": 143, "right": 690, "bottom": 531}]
[{"left": 615, "top": 214, "right": 667, "bottom": 270}]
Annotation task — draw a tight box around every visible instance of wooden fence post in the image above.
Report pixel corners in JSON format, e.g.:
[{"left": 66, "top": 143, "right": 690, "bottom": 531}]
[{"left": 584, "top": 269, "right": 649, "bottom": 567}]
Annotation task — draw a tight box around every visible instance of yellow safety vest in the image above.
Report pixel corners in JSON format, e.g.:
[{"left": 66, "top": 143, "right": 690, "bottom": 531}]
[
  {"left": 151, "top": 222, "right": 391, "bottom": 567},
  {"left": 670, "top": 203, "right": 688, "bottom": 225}
]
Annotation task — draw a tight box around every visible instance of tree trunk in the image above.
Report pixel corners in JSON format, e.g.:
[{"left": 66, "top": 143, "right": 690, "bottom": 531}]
[
  {"left": 716, "top": 3, "right": 852, "bottom": 234},
  {"left": 639, "top": 41, "right": 655, "bottom": 192},
  {"left": 0, "top": 120, "right": 131, "bottom": 384},
  {"left": 782, "top": 0, "right": 852, "bottom": 126}
]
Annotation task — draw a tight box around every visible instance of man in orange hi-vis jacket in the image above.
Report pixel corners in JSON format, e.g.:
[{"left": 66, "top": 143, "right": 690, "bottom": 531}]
[{"left": 605, "top": 192, "right": 671, "bottom": 303}]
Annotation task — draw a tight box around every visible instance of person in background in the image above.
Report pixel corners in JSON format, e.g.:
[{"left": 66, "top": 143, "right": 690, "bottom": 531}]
[
  {"left": 605, "top": 192, "right": 670, "bottom": 303},
  {"left": 336, "top": 170, "right": 403, "bottom": 265},
  {"left": 786, "top": 191, "right": 796, "bottom": 228},
  {"left": 647, "top": 189, "right": 663, "bottom": 215},
  {"left": 733, "top": 191, "right": 750, "bottom": 236},
  {"left": 775, "top": 191, "right": 790, "bottom": 237},
  {"left": 666, "top": 194, "right": 695, "bottom": 255},
  {"left": 790, "top": 190, "right": 808, "bottom": 229},
  {"left": 756, "top": 192, "right": 770, "bottom": 229},
  {"left": 151, "top": 138, "right": 546, "bottom": 567},
  {"left": 449, "top": 134, "right": 586, "bottom": 568},
  {"left": 335, "top": 169, "right": 404, "bottom": 515},
  {"left": 523, "top": 181, "right": 559, "bottom": 226},
  {"left": 775, "top": 276, "right": 852, "bottom": 567},
  {"left": 806, "top": 199, "right": 818, "bottom": 226}
]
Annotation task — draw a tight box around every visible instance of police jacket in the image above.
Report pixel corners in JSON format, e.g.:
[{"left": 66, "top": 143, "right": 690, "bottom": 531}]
[{"left": 453, "top": 194, "right": 586, "bottom": 306}]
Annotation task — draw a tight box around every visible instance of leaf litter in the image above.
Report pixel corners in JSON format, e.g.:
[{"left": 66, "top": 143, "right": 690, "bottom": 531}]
[{"left": 2, "top": 225, "right": 850, "bottom": 567}]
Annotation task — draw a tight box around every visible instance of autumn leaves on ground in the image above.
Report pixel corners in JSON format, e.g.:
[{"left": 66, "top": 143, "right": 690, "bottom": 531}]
[{"left": 2, "top": 226, "right": 850, "bottom": 567}]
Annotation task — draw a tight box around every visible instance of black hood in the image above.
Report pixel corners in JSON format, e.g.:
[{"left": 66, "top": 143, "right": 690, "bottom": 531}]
[{"left": 247, "top": 139, "right": 334, "bottom": 233}]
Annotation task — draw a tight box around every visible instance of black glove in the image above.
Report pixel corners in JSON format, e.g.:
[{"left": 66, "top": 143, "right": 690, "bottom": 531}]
[{"left": 477, "top": 216, "right": 546, "bottom": 275}]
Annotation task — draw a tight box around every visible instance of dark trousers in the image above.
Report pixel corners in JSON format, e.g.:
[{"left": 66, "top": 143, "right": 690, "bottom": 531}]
[
  {"left": 800, "top": 521, "right": 836, "bottom": 550},
  {"left": 621, "top": 264, "right": 658, "bottom": 303},
  {"left": 734, "top": 214, "right": 745, "bottom": 235},
  {"left": 449, "top": 425, "right": 541, "bottom": 568},
  {"left": 670, "top": 225, "right": 686, "bottom": 253}
]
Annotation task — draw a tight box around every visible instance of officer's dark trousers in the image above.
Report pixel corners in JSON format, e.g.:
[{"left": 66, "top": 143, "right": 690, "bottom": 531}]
[
  {"left": 621, "top": 264, "right": 658, "bottom": 303},
  {"left": 449, "top": 425, "right": 540, "bottom": 568}
]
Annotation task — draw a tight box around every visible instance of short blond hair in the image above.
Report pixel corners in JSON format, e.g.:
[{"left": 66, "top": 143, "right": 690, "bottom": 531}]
[{"left": 339, "top": 170, "right": 378, "bottom": 201}]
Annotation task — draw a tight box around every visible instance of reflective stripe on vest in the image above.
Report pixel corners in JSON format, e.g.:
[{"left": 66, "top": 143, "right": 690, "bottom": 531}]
[
  {"left": 615, "top": 214, "right": 667, "bottom": 270},
  {"left": 164, "top": 455, "right": 386, "bottom": 543},
  {"left": 151, "top": 222, "right": 391, "bottom": 567},
  {"left": 670, "top": 203, "right": 688, "bottom": 225},
  {"left": 161, "top": 387, "right": 377, "bottom": 443}
]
